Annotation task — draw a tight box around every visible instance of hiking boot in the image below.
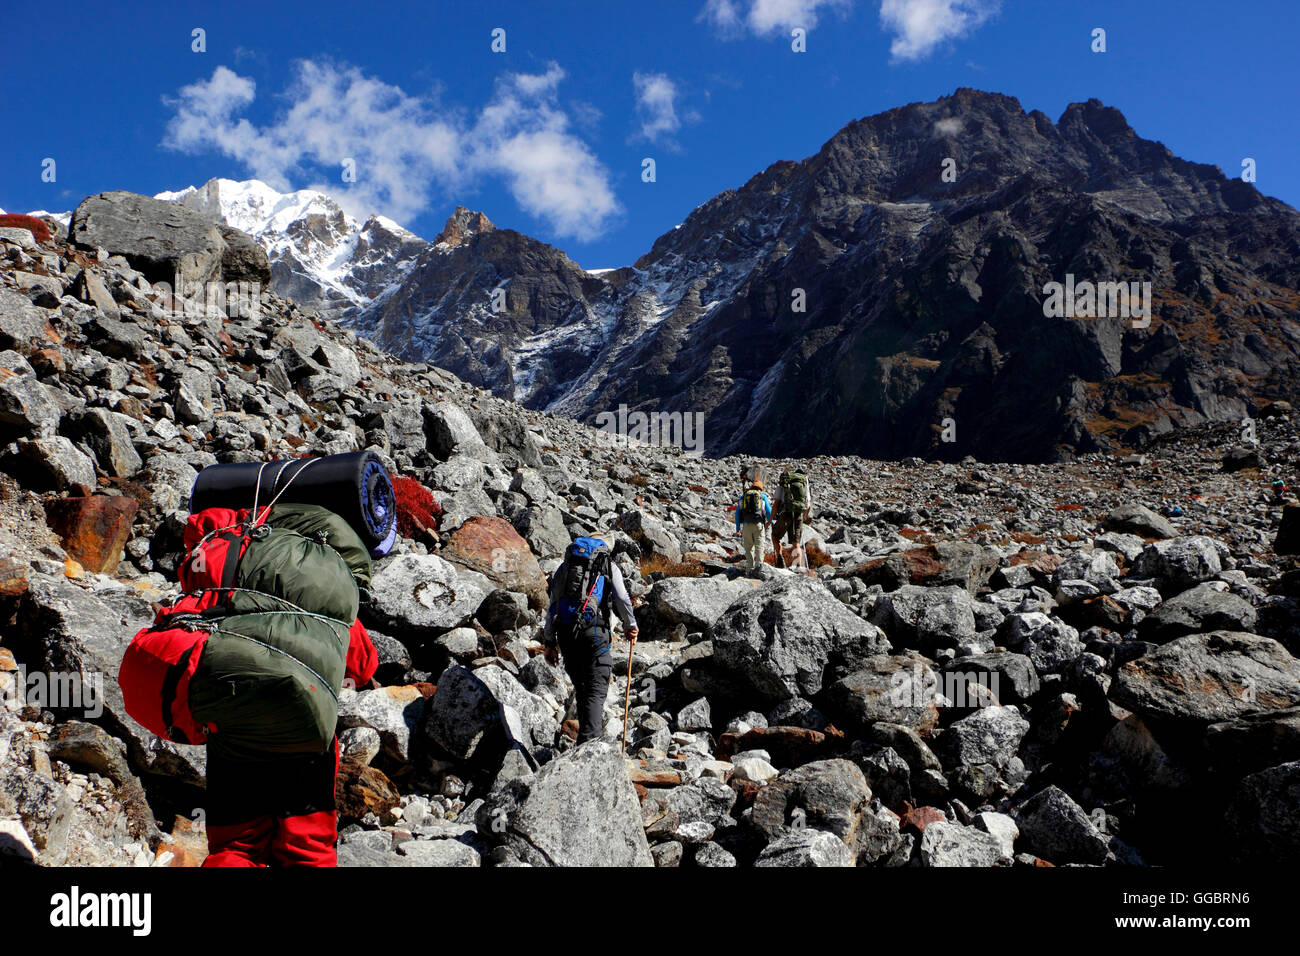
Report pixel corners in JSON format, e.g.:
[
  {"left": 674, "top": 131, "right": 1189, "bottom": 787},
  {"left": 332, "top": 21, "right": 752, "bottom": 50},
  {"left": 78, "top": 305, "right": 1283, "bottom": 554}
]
[{"left": 775, "top": 554, "right": 786, "bottom": 569}]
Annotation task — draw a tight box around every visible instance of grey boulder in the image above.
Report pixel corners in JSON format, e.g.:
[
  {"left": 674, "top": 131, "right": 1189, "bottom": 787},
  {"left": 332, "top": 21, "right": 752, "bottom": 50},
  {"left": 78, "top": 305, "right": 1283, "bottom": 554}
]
[
  {"left": 1103, "top": 503, "right": 1177, "bottom": 539},
  {"left": 649, "top": 575, "right": 757, "bottom": 632},
  {"left": 1139, "top": 582, "right": 1257, "bottom": 641},
  {"left": 368, "top": 554, "right": 487, "bottom": 635},
  {"left": 754, "top": 830, "right": 854, "bottom": 867},
  {"left": 1110, "top": 631, "right": 1300, "bottom": 726},
  {"left": 1133, "top": 536, "right": 1224, "bottom": 592},
  {"left": 873, "top": 584, "right": 977, "bottom": 651},
  {"left": 70, "top": 191, "right": 232, "bottom": 285},
  {"left": 917, "top": 821, "right": 1010, "bottom": 867},
  {"left": 709, "top": 577, "right": 890, "bottom": 704},
  {"left": 476, "top": 741, "right": 652, "bottom": 867},
  {"left": 1014, "top": 785, "right": 1109, "bottom": 865}
]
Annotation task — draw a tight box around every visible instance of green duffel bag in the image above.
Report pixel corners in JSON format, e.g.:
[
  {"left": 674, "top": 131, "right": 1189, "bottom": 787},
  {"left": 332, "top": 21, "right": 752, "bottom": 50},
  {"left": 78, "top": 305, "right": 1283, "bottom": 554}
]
[
  {"left": 181, "top": 503, "right": 370, "bottom": 757},
  {"left": 188, "top": 610, "right": 350, "bottom": 759},
  {"left": 259, "top": 501, "right": 373, "bottom": 595}
]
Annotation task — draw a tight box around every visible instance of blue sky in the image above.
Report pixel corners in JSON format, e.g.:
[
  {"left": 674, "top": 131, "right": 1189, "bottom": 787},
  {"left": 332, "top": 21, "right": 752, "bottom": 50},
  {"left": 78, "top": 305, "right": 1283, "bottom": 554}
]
[{"left": 2, "top": 0, "right": 1297, "bottom": 269}]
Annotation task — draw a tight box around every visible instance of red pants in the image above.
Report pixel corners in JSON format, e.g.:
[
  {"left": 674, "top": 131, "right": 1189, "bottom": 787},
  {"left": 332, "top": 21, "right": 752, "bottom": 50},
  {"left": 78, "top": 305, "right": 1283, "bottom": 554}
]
[
  {"left": 202, "top": 739, "right": 340, "bottom": 867},
  {"left": 204, "top": 810, "right": 338, "bottom": 866}
]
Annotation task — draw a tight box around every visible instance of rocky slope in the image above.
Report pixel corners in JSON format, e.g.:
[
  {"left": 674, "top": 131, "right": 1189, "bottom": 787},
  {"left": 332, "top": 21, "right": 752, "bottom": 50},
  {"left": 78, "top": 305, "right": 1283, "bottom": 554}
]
[
  {"left": 2, "top": 198, "right": 1299, "bottom": 867},
  {"left": 348, "top": 89, "right": 1300, "bottom": 463}
]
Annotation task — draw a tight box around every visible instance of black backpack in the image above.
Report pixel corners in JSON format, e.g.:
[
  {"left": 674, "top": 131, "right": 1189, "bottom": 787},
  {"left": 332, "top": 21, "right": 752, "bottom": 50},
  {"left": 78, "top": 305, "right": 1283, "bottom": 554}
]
[{"left": 740, "top": 487, "right": 765, "bottom": 523}]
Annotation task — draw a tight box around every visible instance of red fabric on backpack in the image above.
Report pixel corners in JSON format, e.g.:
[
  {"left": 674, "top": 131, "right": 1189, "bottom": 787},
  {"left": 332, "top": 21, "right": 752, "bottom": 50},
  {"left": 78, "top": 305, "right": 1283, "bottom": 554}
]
[
  {"left": 122, "top": 505, "right": 373, "bottom": 750},
  {"left": 178, "top": 506, "right": 254, "bottom": 594},
  {"left": 345, "top": 619, "right": 378, "bottom": 687},
  {"left": 116, "top": 506, "right": 256, "bottom": 747},
  {"left": 118, "top": 623, "right": 210, "bottom": 745},
  {"left": 118, "top": 501, "right": 255, "bottom": 747}
]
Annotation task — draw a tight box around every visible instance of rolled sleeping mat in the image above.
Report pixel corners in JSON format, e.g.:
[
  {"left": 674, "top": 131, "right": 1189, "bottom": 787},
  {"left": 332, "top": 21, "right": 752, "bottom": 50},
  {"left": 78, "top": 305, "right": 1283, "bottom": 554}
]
[{"left": 189, "top": 451, "right": 397, "bottom": 557}]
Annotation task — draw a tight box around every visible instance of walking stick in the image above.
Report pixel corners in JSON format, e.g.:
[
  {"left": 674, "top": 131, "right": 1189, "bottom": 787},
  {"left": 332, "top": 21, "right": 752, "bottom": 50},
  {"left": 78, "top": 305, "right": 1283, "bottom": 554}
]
[{"left": 621, "top": 635, "right": 636, "bottom": 754}]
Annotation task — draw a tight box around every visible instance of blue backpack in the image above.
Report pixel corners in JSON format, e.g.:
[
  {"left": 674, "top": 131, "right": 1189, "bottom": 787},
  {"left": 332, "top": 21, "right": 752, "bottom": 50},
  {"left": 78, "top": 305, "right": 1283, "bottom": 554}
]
[{"left": 552, "top": 537, "right": 611, "bottom": 631}]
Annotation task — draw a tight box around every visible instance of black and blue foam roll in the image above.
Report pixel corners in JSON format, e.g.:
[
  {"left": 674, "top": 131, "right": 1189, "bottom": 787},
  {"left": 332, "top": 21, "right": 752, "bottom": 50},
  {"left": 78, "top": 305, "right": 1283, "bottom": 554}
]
[{"left": 189, "top": 451, "right": 397, "bottom": 557}]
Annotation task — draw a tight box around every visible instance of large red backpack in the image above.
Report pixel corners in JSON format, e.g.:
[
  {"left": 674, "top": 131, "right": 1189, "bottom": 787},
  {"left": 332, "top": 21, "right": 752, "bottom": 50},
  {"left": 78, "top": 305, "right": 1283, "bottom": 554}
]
[{"left": 119, "top": 505, "right": 377, "bottom": 750}]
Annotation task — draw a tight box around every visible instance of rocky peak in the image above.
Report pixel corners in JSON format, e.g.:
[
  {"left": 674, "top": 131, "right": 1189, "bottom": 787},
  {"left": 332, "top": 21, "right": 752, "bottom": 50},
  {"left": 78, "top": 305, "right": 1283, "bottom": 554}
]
[
  {"left": 435, "top": 207, "right": 495, "bottom": 248},
  {"left": 1058, "top": 96, "right": 1135, "bottom": 141}
]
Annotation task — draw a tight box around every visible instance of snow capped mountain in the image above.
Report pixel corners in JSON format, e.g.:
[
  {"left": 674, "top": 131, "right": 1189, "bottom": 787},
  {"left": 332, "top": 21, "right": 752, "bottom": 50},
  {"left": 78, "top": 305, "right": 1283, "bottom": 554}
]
[
  {"left": 3, "top": 208, "right": 72, "bottom": 228},
  {"left": 26, "top": 209, "right": 72, "bottom": 228},
  {"left": 156, "top": 178, "right": 429, "bottom": 321}
]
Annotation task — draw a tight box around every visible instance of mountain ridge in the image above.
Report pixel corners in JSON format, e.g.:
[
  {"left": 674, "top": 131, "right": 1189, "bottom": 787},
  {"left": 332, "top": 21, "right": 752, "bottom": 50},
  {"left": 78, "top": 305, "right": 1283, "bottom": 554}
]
[
  {"left": 22, "top": 88, "right": 1299, "bottom": 463},
  {"left": 349, "top": 89, "right": 1300, "bottom": 463}
]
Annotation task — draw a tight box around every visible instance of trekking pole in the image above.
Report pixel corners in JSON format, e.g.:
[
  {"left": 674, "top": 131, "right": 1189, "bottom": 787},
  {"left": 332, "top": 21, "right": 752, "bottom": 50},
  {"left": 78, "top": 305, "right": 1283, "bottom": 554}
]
[{"left": 621, "top": 635, "right": 635, "bottom": 754}]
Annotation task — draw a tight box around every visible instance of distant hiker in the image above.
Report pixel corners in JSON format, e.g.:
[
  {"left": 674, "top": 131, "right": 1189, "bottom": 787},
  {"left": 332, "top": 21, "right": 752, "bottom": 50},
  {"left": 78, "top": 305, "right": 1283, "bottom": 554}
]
[
  {"left": 543, "top": 537, "right": 638, "bottom": 743},
  {"left": 771, "top": 469, "right": 812, "bottom": 568},
  {"left": 734, "top": 476, "right": 772, "bottom": 574}
]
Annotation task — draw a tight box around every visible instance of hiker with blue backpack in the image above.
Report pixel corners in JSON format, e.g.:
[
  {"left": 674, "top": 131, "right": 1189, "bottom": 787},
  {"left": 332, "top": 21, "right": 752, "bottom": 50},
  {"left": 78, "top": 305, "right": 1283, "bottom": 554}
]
[
  {"left": 734, "top": 475, "right": 772, "bottom": 574},
  {"left": 542, "top": 536, "right": 639, "bottom": 743}
]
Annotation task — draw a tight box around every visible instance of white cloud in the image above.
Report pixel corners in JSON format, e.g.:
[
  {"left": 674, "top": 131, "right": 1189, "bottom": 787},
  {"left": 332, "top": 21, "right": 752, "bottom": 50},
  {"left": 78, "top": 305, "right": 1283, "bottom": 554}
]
[
  {"left": 700, "top": 0, "right": 853, "bottom": 36},
  {"left": 879, "top": 0, "right": 1000, "bottom": 62},
  {"left": 933, "top": 117, "right": 963, "bottom": 136},
  {"left": 162, "top": 61, "right": 621, "bottom": 241},
  {"left": 633, "top": 72, "right": 683, "bottom": 145},
  {"left": 470, "top": 66, "right": 620, "bottom": 241},
  {"left": 700, "top": 0, "right": 743, "bottom": 30}
]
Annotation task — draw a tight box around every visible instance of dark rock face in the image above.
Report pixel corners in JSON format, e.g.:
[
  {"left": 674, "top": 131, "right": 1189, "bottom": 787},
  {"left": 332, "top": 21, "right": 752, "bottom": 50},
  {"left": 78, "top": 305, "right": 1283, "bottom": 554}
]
[
  {"left": 1225, "top": 761, "right": 1300, "bottom": 864},
  {"left": 215, "top": 225, "right": 272, "bottom": 286},
  {"left": 356, "top": 209, "right": 602, "bottom": 406},
  {"left": 1206, "top": 707, "right": 1300, "bottom": 775},
  {"left": 347, "top": 89, "right": 1300, "bottom": 463}
]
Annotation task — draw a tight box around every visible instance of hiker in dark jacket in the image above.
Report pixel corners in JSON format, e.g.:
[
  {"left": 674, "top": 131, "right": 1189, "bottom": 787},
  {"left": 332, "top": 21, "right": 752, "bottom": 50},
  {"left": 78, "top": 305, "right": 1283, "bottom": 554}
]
[{"left": 543, "top": 537, "right": 638, "bottom": 743}]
